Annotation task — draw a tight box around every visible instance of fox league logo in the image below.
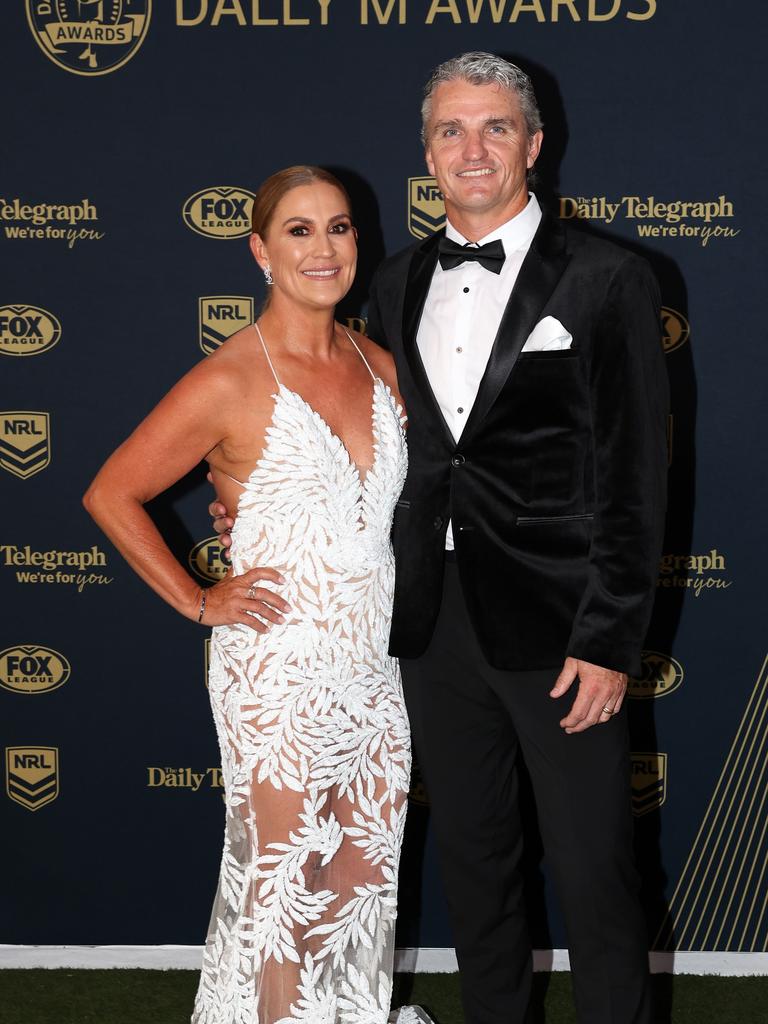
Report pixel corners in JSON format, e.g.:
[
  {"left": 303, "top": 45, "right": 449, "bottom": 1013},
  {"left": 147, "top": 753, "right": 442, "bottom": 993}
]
[
  {"left": 0, "top": 412, "right": 51, "bottom": 479},
  {"left": 27, "top": 1, "right": 151, "bottom": 77},
  {"left": 628, "top": 652, "right": 684, "bottom": 700},
  {"left": 0, "top": 646, "right": 71, "bottom": 694},
  {"left": 408, "top": 177, "right": 445, "bottom": 239},
  {"left": 189, "top": 536, "right": 229, "bottom": 582},
  {"left": 0, "top": 306, "right": 61, "bottom": 357},
  {"left": 6, "top": 747, "right": 59, "bottom": 811},
  {"left": 199, "top": 296, "right": 254, "bottom": 354},
  {"left": 661, "top": 307, "right": 690, "bottom": 354},
  {"left": 183, "top": 187, "right": 255, "bottom": 240}
]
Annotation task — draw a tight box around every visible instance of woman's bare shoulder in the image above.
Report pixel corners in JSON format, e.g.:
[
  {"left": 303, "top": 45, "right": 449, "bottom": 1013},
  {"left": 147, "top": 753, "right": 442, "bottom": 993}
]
[
  {"left": 187, "top": 323, "right": 273, "bottom": 394},
  {"left": 347, "top": 328, "right": 400, "bottom": 394}
]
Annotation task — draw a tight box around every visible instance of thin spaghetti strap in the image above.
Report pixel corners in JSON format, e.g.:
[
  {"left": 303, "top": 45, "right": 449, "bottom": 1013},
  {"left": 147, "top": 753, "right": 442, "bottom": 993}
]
[
  {"left": 217, "top": 468, "right": 246, "bottom": 489},
  {"left": 342, "top": 327, "right": 376, "bottom": 383},
  {"left": 253, "top": 321, "right": 282, "bottom": 388}
]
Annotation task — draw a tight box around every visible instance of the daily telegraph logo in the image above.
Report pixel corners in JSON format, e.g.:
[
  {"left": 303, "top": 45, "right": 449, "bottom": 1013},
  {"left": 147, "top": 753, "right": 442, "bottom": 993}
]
[
  {"left": 183, "top": 187, "right": 255, "bottom": 240},
  {"left": 189, "top": 536, "right": 229, "bottom": 582},
  {"left": 0, "top": 544, "right": 113, "bottom": 590},
  {"left": 6, "top": 746, "right": 59, "bottom": 811},
  {"left": 559, "top": 195, "right": 739, "bottom": 247},
  {"left": 658, "top": 550, "right": 732, "bottom": 598},
  {"left": 0, "top": 198, "right": 104, "bottom": 247},
  {"left": 0, "top": 306, "right": 61, "bottom": 358},
  {"left": 661, "top": 307, "right": 690, "bottom": 355},
  {"left": 199, "top": 296, "right": 254, "bottom": 354},
  {"left": 628, "top": 652, "right": 683, "bottom": 700},
  {"left": 408, "top": 177, "right": 445, "bottom": 239},
  {"left": 631, "top": 752, "right": 667, "bottom": 817},
  {"left": 27, "top": 1, "right": 151, "bottom": 77},
  {"left": 147, "top": 766, "right": 222, "bottom": 791},
  {"left": 0, "top": 412, "right": 50, "bottom": 479},
  {"left": 0, "top": 646, "right": 71, "bottom": 695}
]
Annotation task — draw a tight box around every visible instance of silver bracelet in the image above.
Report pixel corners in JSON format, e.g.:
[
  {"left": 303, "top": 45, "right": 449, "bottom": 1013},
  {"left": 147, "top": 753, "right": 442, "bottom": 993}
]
[{"left": 197, "top": 591, "right": 207, "bottom": 623}]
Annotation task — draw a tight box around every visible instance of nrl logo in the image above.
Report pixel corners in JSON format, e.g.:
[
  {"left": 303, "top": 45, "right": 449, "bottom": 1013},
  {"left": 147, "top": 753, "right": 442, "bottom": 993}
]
[
  {"left": 26, "top": 1, "right": 151, "bottom": 77},
  {"left": 631, "top": 752, "right": 667, "bottom": 817},
  {"left": 661, "top": 306, "right": 690, "bottom": 354},
  {"left": 408, "top": 176, "right": 445, "bottom": 239},
  {"left": 0, "top": 305, "right": 62, "bottom": 358},
  {"left": 189, "top": 536, "right": 229, "bottom": 583},
  {"left": 0, "top": 645, "right": 71, "bottom": 694},
  {"left": 0, "top": 412, "right": 51, "bottom": 480},
  {"left": 6, "top": 746, "right": 59, "bottom": 811},
  {"left": 199, "top": 296, "right": 254, "bottom": 355},
  {"left": 628, "top": 651, "right": 684, "bottom": 700},
  {"left": 183, "top": 187, "right": 255, "bottom": 240}
]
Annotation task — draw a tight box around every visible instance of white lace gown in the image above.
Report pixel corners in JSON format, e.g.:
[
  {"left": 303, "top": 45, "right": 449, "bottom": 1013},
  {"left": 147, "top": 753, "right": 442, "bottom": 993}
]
[{"left": 193, "top": 328, "right": 411, "bottom": 1024}]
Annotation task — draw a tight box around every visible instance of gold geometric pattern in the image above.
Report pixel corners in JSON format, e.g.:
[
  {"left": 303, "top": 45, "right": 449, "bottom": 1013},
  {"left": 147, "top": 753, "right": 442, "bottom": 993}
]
[{"left": 655, "top": 654, "right": 768, "bottom": 950}]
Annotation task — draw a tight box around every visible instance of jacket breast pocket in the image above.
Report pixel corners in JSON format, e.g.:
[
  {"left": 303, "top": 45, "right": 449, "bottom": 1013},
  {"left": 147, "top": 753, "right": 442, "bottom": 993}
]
[
  {"left": 517, "top": 349, "right": 580, "bottom": 361},
  {"left": 516, "top": 513, "right": 594, "bottom": 526}
]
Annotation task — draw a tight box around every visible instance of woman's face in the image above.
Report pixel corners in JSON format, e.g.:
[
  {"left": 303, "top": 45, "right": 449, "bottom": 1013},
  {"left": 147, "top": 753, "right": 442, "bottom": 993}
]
[{"left": 251, "top": 181, "right": 357, "bottom": 311}]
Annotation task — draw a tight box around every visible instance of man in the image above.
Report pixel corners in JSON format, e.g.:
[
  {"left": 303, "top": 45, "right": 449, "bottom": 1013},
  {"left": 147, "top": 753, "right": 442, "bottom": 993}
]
[{"left": 212, "top": 53, "right": 667, "bottom": 1024}]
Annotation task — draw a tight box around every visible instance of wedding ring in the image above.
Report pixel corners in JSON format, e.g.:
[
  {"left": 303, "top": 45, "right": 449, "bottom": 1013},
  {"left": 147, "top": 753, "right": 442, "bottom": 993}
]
[
  {"left": 602, "top": 705, "right": 614, "bottom": 715},
  {"left": 247, "top": 584, "right": 258, "bottom": 599}
]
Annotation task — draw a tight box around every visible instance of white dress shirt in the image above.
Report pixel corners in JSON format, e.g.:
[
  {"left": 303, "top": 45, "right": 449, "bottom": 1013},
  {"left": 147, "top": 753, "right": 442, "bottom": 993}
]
[{"left": 416, "top": 193, "right": 542, "bottom": 549}]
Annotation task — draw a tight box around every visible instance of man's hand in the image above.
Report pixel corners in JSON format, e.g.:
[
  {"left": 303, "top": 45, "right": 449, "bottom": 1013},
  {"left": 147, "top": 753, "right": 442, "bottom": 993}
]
[
  {"left": 207, "top": 471, "right": 233, "bottom": 560},
  {"left": 550, "top": 657, "right": 627, "bottom": 734}
]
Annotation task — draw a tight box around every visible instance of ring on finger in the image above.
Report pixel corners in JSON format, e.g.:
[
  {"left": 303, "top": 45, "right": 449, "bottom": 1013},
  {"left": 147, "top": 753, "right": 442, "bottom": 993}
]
[
  {"left": 601, "top": 705, "right": 615, "bottom": 716},
  {"left": 247, "top": 583, "right": 258, "bottom": 600}
]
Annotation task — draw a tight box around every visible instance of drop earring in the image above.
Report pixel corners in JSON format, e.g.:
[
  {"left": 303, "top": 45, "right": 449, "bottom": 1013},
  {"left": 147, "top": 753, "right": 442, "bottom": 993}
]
[{"left": 263, "top": 264, "right": 273, "bottom": 286}]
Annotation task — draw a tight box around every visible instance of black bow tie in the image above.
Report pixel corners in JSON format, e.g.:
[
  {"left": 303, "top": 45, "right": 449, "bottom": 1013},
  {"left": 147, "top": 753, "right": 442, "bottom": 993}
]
[{"left": 437, "top": 237, "right": 506, "bottom": 274}]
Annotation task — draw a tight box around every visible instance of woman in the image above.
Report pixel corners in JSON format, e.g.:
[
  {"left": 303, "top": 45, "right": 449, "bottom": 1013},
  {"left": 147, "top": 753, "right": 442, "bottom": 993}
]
[{"left": 84, "top": 166, "right": 411, "bottom": 1024}]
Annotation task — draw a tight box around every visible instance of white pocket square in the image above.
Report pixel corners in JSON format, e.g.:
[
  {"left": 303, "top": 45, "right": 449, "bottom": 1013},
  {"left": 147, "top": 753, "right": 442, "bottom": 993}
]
[{"left": 521, "top": 316, "right": 573, "bottom": 352}]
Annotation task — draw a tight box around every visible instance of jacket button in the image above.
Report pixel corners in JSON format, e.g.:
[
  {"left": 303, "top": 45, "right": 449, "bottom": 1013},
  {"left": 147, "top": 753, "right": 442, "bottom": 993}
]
[
  {"left": 451, "top": 454, "right": 465, "bottom": 467},
  {"left": 433, "top": 516, "right": 443, "bottom": 530}
]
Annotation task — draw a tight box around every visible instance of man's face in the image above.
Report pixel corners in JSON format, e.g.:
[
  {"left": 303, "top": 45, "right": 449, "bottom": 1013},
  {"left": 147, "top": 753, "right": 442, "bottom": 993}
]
[{"left": 424, "top": 78, "right": 542, "bottom": 226}]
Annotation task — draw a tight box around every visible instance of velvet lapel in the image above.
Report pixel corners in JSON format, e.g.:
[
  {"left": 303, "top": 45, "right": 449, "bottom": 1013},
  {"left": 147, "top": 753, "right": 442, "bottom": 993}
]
[
  {"left": 458, "top": 212, "right": 571, "bottom": 445},
  {"left": 401, "top": 229, "right": 455, "bottom": 448}
]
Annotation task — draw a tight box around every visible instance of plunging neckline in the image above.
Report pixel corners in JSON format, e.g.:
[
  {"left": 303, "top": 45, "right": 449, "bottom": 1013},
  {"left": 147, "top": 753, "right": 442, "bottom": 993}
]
[
  {"left": 274, "top": 377, "right": 382, "bottom": 486},
  {"left": 223, "top": 375, "right": 390, "bottom": 529}
]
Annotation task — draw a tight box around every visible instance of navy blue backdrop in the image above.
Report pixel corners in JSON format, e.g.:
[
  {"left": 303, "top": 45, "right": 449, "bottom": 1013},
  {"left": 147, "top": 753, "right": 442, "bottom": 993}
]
[{"left": 2, "top": 0, "right": 767, "bottom": 956}]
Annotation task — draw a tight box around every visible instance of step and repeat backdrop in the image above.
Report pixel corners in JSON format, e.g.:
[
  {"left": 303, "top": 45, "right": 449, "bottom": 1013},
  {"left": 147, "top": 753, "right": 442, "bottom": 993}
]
[{"left": 2, "top": 2, "right": 766, "bottom": 955}]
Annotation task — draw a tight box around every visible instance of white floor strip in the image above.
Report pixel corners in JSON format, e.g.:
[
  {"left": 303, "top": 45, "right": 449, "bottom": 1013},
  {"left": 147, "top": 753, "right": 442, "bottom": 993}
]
[{"left": 0, "top": 945, "right": 766, "bottom": 975}]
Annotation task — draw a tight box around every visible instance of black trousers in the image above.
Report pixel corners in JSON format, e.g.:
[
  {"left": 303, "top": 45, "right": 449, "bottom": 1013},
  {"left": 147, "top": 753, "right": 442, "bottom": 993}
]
[{"left": 399, "top": 561, "right": 652, "bottom": 1024}]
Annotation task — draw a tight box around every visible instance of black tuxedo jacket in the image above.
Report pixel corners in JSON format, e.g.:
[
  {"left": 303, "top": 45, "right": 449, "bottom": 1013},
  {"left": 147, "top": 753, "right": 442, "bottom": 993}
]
[{"left": 367, "top": 211, "right": 669, "bottom": 677}]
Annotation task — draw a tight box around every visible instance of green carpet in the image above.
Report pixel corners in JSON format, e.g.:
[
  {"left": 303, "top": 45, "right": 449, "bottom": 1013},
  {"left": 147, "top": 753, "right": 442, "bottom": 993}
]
[{"left": 0, "top": 970, "right": 766, "bottom": 1024}]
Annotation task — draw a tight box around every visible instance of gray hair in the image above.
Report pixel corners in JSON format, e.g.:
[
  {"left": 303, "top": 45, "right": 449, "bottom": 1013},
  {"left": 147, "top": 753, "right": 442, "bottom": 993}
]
[{"left": 421, "top": 52, "right": 543, "bottom": 144}]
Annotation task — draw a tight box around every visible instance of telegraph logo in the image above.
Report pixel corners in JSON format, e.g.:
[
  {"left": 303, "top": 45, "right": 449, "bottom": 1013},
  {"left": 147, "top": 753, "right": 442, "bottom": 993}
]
[
  {"left": 26, "top": 1, "right": 151, "bottom": 77},
  {"left": 6, "top": 746, "right": 59, "bottom": 811},
  {"left": 661, "top": 307, "right": 690, "bottom": 354},
  {"left": 628, "top": 651, "right": 683, "bottom": 700},
  {"left": 408, "top": 177, "right": 445, "bottom": 239},
  {"left": 0, "top": 412, "right": 51, "bottom": 480},
  {"left": 0, "top": 306, "right": 61, "bottom": 358},
  {"left": 183, "top": 187, "right": 255, "bottom": 240},
  {"left": 631, "top": 752, "right": 667, "bottom": 817},
  {"left": 199, "top": 296, "right": 254, "bottom": 354},
  {"left": 189, "top": 536, "right": 229, "bottom": 582},
  {"left": 0, "top": 646, "right": 70, "bottom": 695}
]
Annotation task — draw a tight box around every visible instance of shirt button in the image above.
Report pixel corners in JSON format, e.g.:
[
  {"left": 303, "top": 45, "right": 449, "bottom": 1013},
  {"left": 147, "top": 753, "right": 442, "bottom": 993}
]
[
  {"left": 456, "top": 346, "right": 463, "bottom": 353},
  {"left": 463, "top": 287, "right": 470, "bottom": 293},
  {"left": 457, "top": 407, "right": 464, "bottom": 414},
  {"left": 451, "top": 454, "right": 465, "bottom": 467}
]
